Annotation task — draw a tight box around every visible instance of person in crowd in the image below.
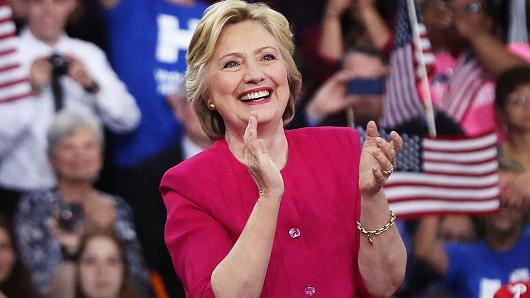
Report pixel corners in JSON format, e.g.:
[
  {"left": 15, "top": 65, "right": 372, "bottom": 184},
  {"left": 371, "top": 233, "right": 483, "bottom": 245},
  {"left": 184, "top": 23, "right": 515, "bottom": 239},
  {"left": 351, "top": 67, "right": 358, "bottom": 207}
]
[
  {"left": 14, "top": 111, "right": 149, "bottom": 297},
  {"left": 161, "top": 1, "right": 406, "bottom": 297},
  {"left": 0, "top": 215, "right": 36, "bottom": 298},
  {"left": 0, "top": 0, "right": 140, "bottom": 213},
  {"left": 97, "top": 0, "right": 207, "bottom": 176},
  {"left": 132, "top": 83, "right": 212, "bottom": 298},
  {"left": 75, "top": 232, "right": 144, "bottom": 298},
  {"left": 495, "top": 66, "right": 530, "bottom": 207},
  {"left": 300, "top": 46, "right": 386, "bottom": 128}
]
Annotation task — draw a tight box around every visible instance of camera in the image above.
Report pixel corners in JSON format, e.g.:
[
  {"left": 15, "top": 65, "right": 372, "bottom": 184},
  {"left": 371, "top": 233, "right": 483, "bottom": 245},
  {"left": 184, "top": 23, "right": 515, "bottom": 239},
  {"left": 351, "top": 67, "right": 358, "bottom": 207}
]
[
  {"left": 57, "top": 202, "right": 83, "bottom": 232},
  {"left": 49, "top": 53, "right": 69, "bottom": 76}
]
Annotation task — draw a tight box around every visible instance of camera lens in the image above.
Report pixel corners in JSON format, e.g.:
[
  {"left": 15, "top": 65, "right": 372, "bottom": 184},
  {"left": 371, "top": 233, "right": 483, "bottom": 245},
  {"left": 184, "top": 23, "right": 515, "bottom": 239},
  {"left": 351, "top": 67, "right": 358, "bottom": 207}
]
[{"left": 49, "top": 53, "right": 69, "bottom": 76}]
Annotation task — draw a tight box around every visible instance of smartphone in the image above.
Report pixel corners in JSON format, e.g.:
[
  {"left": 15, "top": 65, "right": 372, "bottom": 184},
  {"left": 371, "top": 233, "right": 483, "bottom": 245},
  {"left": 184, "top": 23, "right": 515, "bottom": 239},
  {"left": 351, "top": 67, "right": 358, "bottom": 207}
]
[
  {"left": 346, "top": 77, "right": 385, "bottom": 95},
  {"left": 57, "top": 202, "right": 83, "bottom": 232}
]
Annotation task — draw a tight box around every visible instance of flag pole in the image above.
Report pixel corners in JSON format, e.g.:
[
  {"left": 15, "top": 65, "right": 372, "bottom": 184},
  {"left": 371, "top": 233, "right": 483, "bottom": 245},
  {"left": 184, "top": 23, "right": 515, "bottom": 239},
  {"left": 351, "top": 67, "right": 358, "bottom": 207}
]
[{"left": 406, "top": 0, "right": 437, "bottom": 137}]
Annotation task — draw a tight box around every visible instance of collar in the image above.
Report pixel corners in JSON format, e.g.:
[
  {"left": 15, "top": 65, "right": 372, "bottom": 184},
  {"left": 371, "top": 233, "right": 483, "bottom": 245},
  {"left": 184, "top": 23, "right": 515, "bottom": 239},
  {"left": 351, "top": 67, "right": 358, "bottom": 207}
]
[{"left": 20, "top": 27, "right": 69, "bottom": 53}]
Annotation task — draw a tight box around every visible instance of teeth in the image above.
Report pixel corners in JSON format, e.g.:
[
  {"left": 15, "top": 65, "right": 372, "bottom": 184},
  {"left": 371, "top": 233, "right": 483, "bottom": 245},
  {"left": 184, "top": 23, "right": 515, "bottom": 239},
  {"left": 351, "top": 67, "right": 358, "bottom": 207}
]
[{"left": 240, "top": 90, "right": 270, "bottom": 101}]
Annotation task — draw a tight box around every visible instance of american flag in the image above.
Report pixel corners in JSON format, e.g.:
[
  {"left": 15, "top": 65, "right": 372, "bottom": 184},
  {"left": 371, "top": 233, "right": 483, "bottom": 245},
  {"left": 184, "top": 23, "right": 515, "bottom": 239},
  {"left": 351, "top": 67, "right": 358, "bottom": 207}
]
[
  {"left": 383, "top": 132, "right": 500, "bottom": 218},
  {"left": 0, "top": 2, "right": 31, "bottom": 104},
  {"left": 438, "top": 54, "right": 484, "bottom": 123},
  {"left": 382, "top": 0, "right": 435, "bottom": 129}
]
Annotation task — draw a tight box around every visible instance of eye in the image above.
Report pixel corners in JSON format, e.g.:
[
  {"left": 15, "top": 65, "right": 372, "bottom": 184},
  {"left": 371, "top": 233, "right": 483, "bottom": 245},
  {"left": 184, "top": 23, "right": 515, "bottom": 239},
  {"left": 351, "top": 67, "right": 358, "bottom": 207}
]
[
  {"left": 223, "top": 60, "right": 239, "bottom": 69},
  {"left": 261, "top": 54, "right": 276, "bottom": 61}
]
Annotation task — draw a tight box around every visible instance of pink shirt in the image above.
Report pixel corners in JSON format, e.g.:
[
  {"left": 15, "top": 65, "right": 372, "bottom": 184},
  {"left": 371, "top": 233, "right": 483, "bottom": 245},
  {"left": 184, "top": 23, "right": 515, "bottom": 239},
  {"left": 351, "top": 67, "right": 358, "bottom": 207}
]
[
  {"left": 161, "top": 127, "right": 370, "bottom": 297},
  {"left": 421, "top": 52, "right": 496, "bottom": 136}
]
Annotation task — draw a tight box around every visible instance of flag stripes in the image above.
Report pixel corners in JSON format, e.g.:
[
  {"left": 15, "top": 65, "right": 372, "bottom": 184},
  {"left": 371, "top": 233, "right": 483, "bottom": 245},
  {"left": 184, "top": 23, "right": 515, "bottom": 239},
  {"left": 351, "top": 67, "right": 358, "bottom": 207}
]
[
  {"left": 384, "top": 132, "right": 500, "bottom": 218},
  {"left": 0, "top": 3, "right": 32, "bottom": 104}
]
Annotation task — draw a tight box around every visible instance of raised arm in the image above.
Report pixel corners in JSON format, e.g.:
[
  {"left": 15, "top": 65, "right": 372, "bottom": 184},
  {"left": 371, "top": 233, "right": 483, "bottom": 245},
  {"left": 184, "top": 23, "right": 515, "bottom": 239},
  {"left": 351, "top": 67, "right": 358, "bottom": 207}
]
[
  {"left": 210, "top": 114, "right": 284, "bottom": 297},
  {"left": 357, "top": 121, "right": 406, "bottom": 297},
  {"left": 359, "top": 0, "right": 392, "bottom": 51},
  {"left": 413, "top": 216, "right": 449, "bottom": 275},
  {"left": 318, "top": 0, "right": 351, "bottom": 61},
  {"left": 453, "top": 6, "right": 528, "bottom": 78}
]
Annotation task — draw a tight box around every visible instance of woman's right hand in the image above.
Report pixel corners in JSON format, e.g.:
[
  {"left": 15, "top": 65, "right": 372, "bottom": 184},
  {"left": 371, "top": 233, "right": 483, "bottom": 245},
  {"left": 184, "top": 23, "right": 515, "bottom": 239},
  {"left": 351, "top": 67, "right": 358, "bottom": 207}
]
[
  {"left": 48, "top": 216, "right": 83, "bottom": 256},
  {"left": 242, "top": 112, "right": 284, "bottom": 200},
  {"left": 30, "top": 57, "right": 52, "bottom": 94}
]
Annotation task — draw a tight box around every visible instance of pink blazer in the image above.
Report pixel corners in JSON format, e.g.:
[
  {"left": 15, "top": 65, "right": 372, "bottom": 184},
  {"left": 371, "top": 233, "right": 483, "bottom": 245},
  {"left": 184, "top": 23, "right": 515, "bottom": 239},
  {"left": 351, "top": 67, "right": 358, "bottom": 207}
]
[{"left": 161, "top": 127, "right": 370, "bottom": 297}]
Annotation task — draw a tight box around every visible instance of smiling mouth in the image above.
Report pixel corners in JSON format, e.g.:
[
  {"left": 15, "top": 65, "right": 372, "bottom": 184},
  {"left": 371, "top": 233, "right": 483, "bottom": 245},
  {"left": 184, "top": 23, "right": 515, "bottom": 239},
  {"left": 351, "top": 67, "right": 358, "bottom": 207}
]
[{"left": 239, "top": 89, "right": 271, "bottom": 103}]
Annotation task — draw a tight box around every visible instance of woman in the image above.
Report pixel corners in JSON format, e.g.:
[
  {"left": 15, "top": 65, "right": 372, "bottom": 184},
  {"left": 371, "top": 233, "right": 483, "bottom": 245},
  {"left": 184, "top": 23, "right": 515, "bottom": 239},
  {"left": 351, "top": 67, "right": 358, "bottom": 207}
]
[
  {"left": 0, "top": 215, "right": 36, "bottom": 298},
  {"left": 495, "top": 66, "right": 530, "bottom": 207},
  {"left": 14, "top": 110, "right": 149, "bottom": 297},
  {"left": 161, "top": 1, "right": 406, "bottom": 297},
  {"left": 76, "top": 232, "right": 143, "bottom": 298}
]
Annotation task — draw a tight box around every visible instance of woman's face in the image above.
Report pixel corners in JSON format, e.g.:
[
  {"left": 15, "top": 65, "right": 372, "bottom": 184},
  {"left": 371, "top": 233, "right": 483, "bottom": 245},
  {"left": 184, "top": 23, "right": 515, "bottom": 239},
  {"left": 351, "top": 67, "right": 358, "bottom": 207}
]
[
  {"left": 0, "top": 227, "right": 15, "bottom": 283},
  {"left": 207, "top": 20, "right": 290, "bottom": 135},
  {"left": 50, "top": 127, "right": 102, "bottom": 183},
  {"left": 503, "top": 83, "right": 530, "bottom": 132},
  {"left": 78, "top": 236, "right": 124, "bottom": 298}
]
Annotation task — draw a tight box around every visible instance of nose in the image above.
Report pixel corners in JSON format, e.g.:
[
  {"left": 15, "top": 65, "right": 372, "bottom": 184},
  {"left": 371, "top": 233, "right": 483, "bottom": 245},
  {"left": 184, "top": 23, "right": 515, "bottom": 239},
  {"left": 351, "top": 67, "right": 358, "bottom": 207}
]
[
  {"left": 42, "top": 0, "right": 55, "bottom": 11},
  {"left": 243, "top": 61, "right": 265, "bottom": 84}
]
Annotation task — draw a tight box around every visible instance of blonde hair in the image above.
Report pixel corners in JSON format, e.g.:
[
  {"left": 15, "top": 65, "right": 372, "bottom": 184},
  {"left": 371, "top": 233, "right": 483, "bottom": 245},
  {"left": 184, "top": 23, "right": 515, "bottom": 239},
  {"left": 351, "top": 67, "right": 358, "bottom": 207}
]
[{"left": 186, "top": 0, "right": 302, "bottom": 139}]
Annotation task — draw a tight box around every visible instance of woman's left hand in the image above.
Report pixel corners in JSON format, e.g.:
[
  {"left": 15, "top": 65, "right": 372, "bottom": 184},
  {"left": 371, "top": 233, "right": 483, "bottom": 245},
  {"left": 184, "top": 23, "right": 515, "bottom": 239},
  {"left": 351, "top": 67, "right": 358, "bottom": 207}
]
[{"left": 359, "top": 121, "right": 402, "bottom": 197}]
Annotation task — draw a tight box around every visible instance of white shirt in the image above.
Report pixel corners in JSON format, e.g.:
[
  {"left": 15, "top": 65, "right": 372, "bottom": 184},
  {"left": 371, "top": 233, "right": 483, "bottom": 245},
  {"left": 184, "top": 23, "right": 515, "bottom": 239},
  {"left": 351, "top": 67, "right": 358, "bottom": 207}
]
[
  {"left": 0, "top": 29, "right": 140, "bottom": 191},
  {"left": 182, "top": 135, "right": 204, "bottom": 160}
]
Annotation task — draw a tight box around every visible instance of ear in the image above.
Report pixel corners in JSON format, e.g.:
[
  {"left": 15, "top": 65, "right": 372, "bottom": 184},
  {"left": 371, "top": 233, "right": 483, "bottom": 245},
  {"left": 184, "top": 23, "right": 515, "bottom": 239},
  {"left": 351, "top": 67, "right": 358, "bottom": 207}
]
[{"left": 48, "top": 151, "right": 58, "bottom": 170}]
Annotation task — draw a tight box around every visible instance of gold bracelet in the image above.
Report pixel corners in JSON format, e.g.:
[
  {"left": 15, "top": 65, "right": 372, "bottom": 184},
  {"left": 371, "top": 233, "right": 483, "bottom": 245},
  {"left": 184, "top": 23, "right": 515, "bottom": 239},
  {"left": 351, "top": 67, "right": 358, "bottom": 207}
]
[{"left": 356, "top": 210, "right": 396, "bottom": 245}]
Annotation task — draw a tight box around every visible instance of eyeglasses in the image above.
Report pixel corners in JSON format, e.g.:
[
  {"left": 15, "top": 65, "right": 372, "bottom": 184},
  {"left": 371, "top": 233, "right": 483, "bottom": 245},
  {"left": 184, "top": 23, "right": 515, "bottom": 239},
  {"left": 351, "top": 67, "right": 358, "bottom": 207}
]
[
  {"left": 507, "top": 94, "right": 530, "bottom": 107},
  {"left": 439, "top": 0, "right": 483, "bottom": 14},
  {"left": 456, "top": 1, "right": 482, "bottom": 14}
]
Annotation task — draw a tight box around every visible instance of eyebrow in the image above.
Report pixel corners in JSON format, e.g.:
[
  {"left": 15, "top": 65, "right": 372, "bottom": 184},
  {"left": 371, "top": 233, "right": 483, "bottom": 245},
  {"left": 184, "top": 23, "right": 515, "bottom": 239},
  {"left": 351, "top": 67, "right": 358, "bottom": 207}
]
[{"left": 217, "top": 46, "right": 279, "bottom": 61}]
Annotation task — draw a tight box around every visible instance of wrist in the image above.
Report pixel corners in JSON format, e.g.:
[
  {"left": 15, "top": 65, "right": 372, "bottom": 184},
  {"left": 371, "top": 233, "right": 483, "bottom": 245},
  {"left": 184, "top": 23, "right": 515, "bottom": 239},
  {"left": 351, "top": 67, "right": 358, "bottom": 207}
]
[
  {"left": 83, "top": 80, "right": 100, "bottom": 94},
  {"left": 324, "top": 6, "right": 343, "bottom": 19},
  {"left": 30, "top": 81, "right": 43, "bottom": 95},
  {"left": 60, "top": 244, "right": 79, "bottom": 262}
]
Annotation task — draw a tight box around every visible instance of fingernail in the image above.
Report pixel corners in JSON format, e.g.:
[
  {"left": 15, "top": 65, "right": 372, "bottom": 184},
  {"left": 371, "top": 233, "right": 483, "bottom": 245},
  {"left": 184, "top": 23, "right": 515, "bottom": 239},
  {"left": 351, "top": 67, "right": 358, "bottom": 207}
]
[{"left": 376, "top": 137, "right": 383, "bottom": 144}]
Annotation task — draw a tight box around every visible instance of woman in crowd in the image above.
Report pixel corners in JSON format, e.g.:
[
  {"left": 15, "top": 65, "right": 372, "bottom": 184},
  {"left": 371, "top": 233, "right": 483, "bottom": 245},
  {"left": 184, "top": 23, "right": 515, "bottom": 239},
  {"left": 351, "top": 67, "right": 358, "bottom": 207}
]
[
  {"left": 75, "top": 231, "right": 143, "bottom": 298},
  {"left": 14, "top": 110, "right": 149, "bottom": 297},
  {"left": 0, "top": 215, "right": 36, "bottom": 298},
  {"left": 495, "top": 66, "right": 530, "bottom": 207},
  {"left": 161, "top": 1, "right": 406, "bottom": 297}
]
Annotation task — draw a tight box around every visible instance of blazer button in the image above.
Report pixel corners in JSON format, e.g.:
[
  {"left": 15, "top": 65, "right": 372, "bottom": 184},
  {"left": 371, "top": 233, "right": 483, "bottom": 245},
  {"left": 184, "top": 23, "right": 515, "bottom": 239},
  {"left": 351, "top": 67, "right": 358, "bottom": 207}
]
[
  {"left": 289, "top": 227, "right": 301, "bottom": 239},
  {"left": 304, "top": 285, "right": 316, "bottom": 296}
]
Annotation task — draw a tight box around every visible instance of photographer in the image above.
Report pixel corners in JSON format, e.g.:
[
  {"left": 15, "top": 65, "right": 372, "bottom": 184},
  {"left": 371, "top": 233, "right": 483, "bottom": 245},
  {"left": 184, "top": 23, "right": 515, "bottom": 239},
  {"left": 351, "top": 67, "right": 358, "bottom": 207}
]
[
  {"left": 0, "top": 0, "right": 140, "bottom": 202},
  {"left": 14, "top": 111, "right": 149, "bottom": 297},
  {"left": 303, "top": 47, "right": 386, "bottom": 128}
]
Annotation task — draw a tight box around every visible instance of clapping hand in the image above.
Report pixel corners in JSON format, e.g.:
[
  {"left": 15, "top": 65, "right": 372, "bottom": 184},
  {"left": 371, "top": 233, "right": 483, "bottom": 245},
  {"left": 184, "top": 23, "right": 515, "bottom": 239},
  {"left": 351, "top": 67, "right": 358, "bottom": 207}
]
[
  {"left": 359, "top": 121, "right": 402, "bottom": 197},
  {"left": 241, "top": 112, "right": 284, "bottom": 199}
]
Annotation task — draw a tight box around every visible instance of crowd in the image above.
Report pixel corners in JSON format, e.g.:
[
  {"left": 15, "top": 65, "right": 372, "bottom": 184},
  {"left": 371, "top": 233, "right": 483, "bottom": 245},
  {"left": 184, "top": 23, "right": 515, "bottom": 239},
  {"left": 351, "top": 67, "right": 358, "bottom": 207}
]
[{"left": 0, "top": 0, "right": 529, "bottom": 297}]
